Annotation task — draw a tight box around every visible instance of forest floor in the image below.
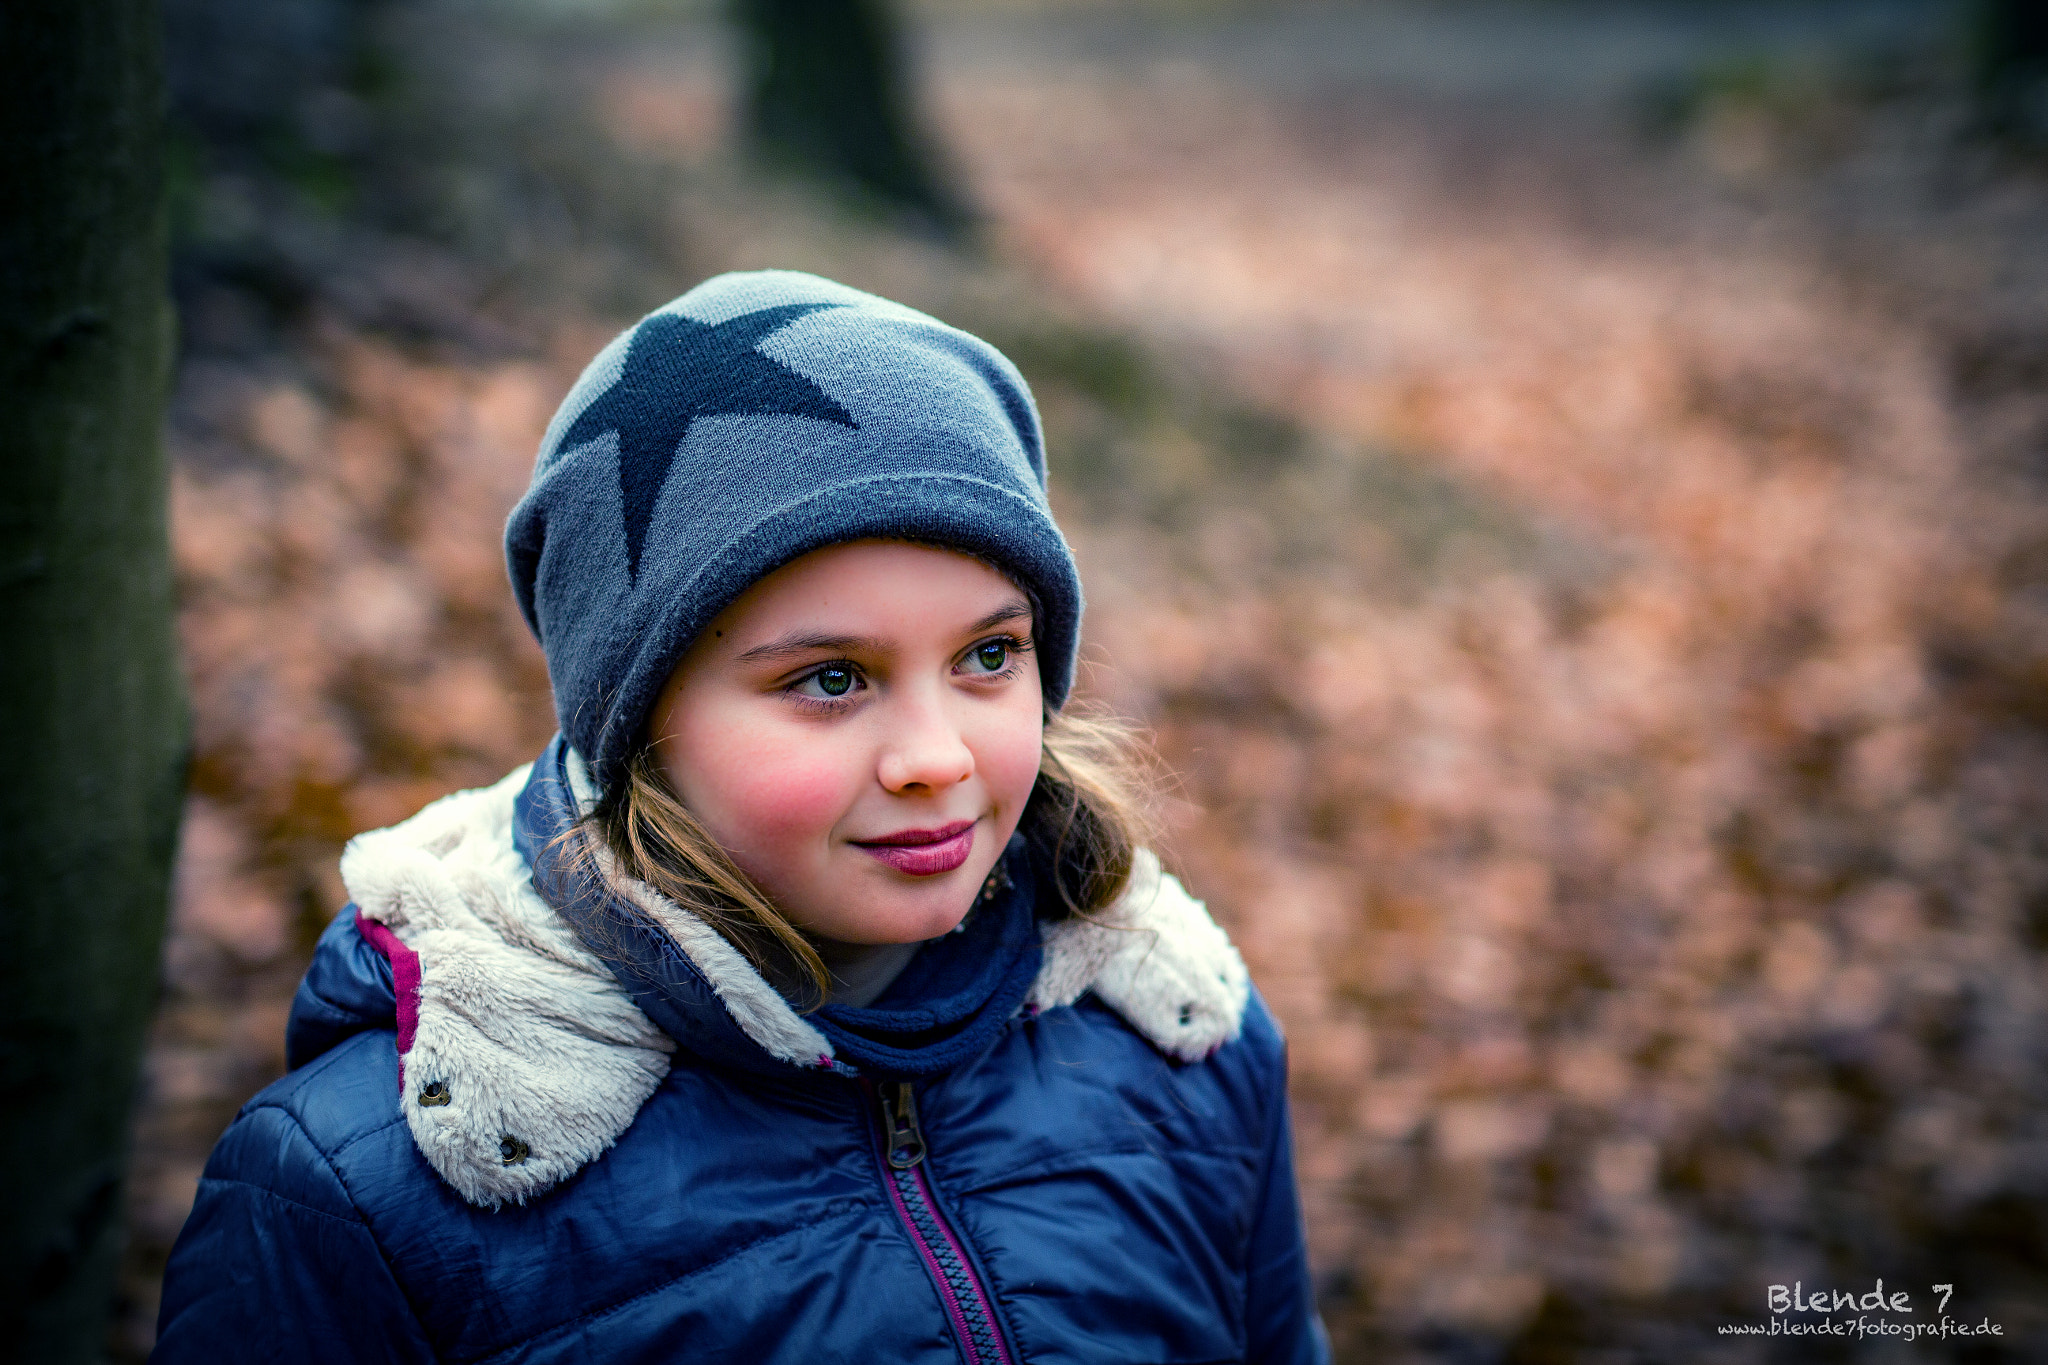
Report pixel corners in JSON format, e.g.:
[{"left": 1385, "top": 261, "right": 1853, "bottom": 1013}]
[{"left": 124, "top": 1, "right": 2048, "bottom": 1360}]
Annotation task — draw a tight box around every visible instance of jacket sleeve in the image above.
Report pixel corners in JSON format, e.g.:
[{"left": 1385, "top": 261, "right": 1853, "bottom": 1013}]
[
  {"left": 1244, "top": 1052, "right": 1332, "bottom": 1365},
  {"left": 152, "top": 1103, "right": 436, "bottom": 1364}
]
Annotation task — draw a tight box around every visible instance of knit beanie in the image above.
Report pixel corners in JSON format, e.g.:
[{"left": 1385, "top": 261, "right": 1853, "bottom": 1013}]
[{"left": 505, "top": 270, "right": 1083, "bottom": 795}]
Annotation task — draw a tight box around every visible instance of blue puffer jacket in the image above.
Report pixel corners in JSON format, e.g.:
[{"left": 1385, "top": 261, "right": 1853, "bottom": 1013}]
[{"left": 155, "top": 741, "right": 1328, "bottom": 1363}]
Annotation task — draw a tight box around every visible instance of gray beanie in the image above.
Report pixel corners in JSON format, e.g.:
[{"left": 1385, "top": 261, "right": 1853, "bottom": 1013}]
[{"left": 505, "top": 270, "right": 1083, "bottom": 795}]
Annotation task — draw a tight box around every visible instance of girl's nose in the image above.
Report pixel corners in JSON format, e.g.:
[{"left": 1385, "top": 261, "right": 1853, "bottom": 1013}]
[{"left": 876, "top": 696, "right": 974, "bottom": 794}]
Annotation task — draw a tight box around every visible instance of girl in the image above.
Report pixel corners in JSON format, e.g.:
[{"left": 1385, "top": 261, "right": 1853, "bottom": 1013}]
[{"left": 154, "top": 271, "right": 1327, "bottom": 1364}]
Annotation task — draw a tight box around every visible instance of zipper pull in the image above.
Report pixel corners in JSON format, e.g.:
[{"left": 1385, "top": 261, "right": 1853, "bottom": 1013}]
[{"left": 882, "top": 1080, "right": 927, "bottom": 1170}]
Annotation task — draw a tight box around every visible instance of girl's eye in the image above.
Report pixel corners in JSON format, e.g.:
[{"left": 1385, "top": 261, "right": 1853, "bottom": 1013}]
[
  {"left": 962, "top": 637, "right": 1026, "bottom": 675},
  {"left": 792, "top": 664, "right": 861, "bottom": 700}
]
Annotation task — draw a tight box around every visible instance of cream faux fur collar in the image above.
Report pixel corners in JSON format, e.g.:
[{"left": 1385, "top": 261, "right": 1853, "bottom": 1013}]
[{"left": 340, "top": 765, "right": 1250, "bottom": 1208}]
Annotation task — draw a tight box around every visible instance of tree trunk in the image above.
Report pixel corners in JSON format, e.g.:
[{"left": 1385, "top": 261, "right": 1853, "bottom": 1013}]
[
  {"left": 732, "top": 0, "right": 969, "bottom": 232},
  {"left": 1976, "top": 0, "right": 2048, "bottom": 83},
  {"left": 1974, "top": 0, "right": 2048, "bottom": 139},
  {"left": 0, "top": 2, "right": 186, "bottom": 1360}
]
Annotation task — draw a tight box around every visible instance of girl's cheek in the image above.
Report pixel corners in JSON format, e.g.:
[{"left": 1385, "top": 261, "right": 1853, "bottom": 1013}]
[
  {"left": 977, "top": 705, "right": 1046, "bottom": 814},
  {"left": 688, "top": 728, "right": 854, "bottom": 846}
]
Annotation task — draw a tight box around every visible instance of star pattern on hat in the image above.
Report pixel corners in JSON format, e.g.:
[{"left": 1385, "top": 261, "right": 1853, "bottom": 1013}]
[{"left": 559, "top": 302, "right": 857, "bottom": 579}]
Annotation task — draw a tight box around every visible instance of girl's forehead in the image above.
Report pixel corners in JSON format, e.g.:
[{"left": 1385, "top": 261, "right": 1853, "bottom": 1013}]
[{"left": 713, "top": 540, "right": 1032, "bottom": 642}]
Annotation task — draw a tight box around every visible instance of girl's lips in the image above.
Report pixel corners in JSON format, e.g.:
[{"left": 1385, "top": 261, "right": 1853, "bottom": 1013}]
[{"left": 853, "top": 821, "right": 975, "bottom": 877}]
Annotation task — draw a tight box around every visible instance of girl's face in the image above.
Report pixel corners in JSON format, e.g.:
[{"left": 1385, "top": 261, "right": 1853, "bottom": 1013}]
[{"left": 649, "top": 540, "right": 1045, "bottom": 946}]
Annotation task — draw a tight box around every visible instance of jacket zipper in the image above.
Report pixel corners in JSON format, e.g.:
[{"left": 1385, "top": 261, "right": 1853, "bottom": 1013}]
[{"left": 866, "top": 1079, "right": 1016, "bottom": 1365}]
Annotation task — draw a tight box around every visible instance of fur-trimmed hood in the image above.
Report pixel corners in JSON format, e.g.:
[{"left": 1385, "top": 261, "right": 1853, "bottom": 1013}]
[{"left": 332, "top": 747, "right": 1251, "bottom": 1209}]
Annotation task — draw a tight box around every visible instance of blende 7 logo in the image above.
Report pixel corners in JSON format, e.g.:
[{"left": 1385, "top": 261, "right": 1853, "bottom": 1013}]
[{"left": 1765, "top": 1280, "right": 1940, "bottom": 1315}]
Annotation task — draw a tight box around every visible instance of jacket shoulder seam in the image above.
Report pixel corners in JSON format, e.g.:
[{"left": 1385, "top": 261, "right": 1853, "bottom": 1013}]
[
  {"left": 196, "top": 1173, "right": 380, "bottom": 1230},
  {"left": 291, "top": 992, "right": 371, "bottom": 1029},
  {"left": 237, "top": 1052, "right": 409, "bottom": 1162},
  {"left": 329, "top": 1112, "right": 411, "bottom": 1161},
  {"left": 233, "top": 1098, "right": 408, "bottom": 1208},
  {"left": 238, "top": 1094, "right": 409, "bottom": 1166}
]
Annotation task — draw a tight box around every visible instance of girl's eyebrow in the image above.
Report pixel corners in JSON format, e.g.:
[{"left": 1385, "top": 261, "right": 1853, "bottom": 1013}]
[
  {"left": 733, "top": 631, "right": 887, "bottom": 666},
  {"left": 732, "top": 598, "right": 1033, "bottom": 666},
  {"left": 968, "top": 600, "right": 1033, "bottom": 633}
]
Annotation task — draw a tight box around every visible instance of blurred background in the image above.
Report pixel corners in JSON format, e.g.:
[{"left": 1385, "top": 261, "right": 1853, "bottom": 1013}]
[{"left": 127, "top": 0, "right": 2048, "bottom": 1358}]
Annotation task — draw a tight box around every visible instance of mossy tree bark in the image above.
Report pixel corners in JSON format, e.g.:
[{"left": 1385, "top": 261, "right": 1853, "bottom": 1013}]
[
  {"left": 731, "top": 0, "right": 969, "bottom": 232},
  {"left": 0, "top": 1, "right": 186, "bottom": 1359}
]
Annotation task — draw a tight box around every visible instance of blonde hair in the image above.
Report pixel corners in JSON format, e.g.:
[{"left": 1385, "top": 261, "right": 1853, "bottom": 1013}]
[{"left": 576, "top": 704, "right": 1156, "bottom": 1008}]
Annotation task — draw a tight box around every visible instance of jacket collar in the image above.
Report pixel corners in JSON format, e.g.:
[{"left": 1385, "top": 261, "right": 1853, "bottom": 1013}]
[
  {"left": 329, "top": 740, "right": 1251, "bottom": 1207},
  {"left": 514, "top": 739, "right": 826, "bottom": 1076},
  {"left": 516, "top": 735, "right": 1045, "bottom": 1079}
]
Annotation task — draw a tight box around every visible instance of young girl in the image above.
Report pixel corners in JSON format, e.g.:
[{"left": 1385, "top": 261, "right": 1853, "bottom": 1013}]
[{"left": 154, "top": 271, "right": 1327, "bottom": 1364}]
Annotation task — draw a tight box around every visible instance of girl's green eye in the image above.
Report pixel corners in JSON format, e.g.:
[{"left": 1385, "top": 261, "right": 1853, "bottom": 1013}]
[
  {"left": 973, "top": 641, "right": 1008, "bottom": 672},
  {"left": 816, "top": 666, "right": 854, "bottom": 696}
]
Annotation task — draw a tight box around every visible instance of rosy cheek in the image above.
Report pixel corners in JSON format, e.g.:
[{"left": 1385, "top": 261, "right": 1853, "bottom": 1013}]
[
  {"left": 975, "top": 704, "right": 1045, "bottom": 818},
  {"left": 673, "top": 722, "right": 853, "bottom": 855}
]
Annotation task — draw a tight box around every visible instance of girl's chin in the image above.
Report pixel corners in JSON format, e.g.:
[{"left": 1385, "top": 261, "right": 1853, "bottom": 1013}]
[{"left": 805, "top": 887, "right": 977, "bottom": 946}]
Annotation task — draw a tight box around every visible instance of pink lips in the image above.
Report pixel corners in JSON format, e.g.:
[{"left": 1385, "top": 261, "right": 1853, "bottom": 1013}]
[{"left": 853, "top": 820, "right": 976, "bottom": 876}]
